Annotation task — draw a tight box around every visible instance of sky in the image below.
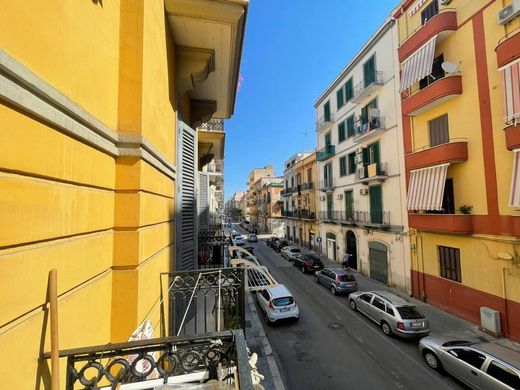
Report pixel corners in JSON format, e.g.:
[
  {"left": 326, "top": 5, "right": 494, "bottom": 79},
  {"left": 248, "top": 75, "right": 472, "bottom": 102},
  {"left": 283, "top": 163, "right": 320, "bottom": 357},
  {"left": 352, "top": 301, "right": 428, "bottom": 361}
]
[{"left": 224, "top": 0, "right": 399, "bottom": 201}]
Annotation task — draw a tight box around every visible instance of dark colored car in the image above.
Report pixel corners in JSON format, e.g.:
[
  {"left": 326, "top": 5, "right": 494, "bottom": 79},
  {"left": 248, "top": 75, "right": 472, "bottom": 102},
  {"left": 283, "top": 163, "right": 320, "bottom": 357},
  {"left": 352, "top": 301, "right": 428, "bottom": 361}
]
[
  {"left": 273, "top": 239, "right": 289, "bottom": 252},
  {"left": 266, "top": 237, "right": 277, "bottom": 247},
  {"left": 292, "top": 254, "right": 324, "bottom": 273}
]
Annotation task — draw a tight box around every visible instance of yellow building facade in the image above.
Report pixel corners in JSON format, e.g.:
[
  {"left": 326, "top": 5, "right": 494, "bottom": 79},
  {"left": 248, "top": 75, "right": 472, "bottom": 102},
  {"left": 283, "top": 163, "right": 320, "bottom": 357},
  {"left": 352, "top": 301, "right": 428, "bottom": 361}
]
[
  {"left": 0, "top": 0, "right": 247, "bottom": 387},
  {"left": 395, "top": 0, "right": 520, "bottom": 341}
]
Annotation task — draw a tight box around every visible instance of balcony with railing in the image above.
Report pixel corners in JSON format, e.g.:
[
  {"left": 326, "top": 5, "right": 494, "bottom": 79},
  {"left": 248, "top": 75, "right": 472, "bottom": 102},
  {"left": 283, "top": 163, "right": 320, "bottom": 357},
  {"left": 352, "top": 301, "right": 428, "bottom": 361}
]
[
  {"left": 300, "top": 182, "right": 314, "bottom": 191},
  {"left": 318, "top": 178, "right": 336, "bottom": 190},
  {"left": 353, "top": 210, "right": 390, "bottom": 227},
  {"left": 406, "top": 139, "right": 468, "bottom": 170},
  {"left": 355, "top": 162, "right": 387, "bottom": 184},
  {"left": 198, "top": 118, "right": 225, "bottom": 132},
  {"left": 316, "top": 145, "right": 336, "bottom": 161},
  {"left": 280, "top": 187, "right": 293, "bottom": 197},
  {"left": 409, "top": 212, "right": 473, "bottom": 234},
  {"left": 496, "top": 27, "right": 520, "bottom": 68},
  {"left": 316, "top": 113, "right": 334, "bottom": 132},
  {"left": 402, "top": 75, "right": 462, "bottom": 116},
  {"left": 352, "top": 71, "right": 384, "bottom": 104},
  {"left": 353, "top": 116, "right": 386, "bottom": 144},
  {"left": 320, "top": 210, "right": 339, "bottom": 222}
]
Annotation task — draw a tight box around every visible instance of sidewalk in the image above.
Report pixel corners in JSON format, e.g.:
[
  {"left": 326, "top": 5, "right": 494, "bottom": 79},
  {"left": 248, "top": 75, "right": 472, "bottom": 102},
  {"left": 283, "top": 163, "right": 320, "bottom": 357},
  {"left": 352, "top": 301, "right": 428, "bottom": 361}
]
[{"left": 299, "top": 244, "right": 520, "bottom": 352}]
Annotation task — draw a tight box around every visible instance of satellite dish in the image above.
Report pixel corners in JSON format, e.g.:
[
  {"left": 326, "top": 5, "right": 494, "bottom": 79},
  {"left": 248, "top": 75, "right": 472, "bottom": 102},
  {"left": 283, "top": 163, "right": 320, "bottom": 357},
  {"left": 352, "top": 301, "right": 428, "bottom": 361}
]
[{"left": 441, "top": 61, "right": 459, "bottom": 74}]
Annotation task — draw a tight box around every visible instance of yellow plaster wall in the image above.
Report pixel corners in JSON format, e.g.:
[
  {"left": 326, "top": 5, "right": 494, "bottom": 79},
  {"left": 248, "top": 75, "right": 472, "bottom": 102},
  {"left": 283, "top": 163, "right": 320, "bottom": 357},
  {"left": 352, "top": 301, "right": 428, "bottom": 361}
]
[
  {"left": 418, "top": 233, "right": 520, "bottom": 302},
  {"left": 0, "top": 1, "right": 121, "bottom": 129}
]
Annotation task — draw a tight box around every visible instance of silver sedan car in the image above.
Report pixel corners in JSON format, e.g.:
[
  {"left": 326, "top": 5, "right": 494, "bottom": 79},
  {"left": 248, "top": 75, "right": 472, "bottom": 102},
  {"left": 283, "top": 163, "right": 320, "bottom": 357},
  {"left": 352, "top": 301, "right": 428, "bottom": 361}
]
[
  {"left": 419, "top": 336, "right": 520, "bottom": 389},
  {"left": 349, "top": 290, "right": 430, "bottom": 338}
]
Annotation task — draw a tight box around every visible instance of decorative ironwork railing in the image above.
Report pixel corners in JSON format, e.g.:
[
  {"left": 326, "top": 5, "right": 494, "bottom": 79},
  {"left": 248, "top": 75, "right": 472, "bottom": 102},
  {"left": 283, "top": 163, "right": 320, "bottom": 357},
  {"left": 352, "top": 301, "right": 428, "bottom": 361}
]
[
  {"left": 198, "top": 226, "right": 229, "bottom": 269},
  {"left": 43, "top": 330, "right": 253, "bottom": 390},
  {"left": 199, "top": 119, "right": 224, "bottom": 132}
]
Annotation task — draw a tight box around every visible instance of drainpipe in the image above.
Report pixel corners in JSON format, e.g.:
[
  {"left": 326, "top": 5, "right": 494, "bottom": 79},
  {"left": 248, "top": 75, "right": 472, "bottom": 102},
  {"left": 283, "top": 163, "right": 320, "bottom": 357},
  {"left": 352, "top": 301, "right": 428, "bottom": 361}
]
[
  {"left": 419, "top": 235, "right": 427, "bottom": 302},
  {"left": 502, "top": 267, "right": 510, "bottom": 337}
]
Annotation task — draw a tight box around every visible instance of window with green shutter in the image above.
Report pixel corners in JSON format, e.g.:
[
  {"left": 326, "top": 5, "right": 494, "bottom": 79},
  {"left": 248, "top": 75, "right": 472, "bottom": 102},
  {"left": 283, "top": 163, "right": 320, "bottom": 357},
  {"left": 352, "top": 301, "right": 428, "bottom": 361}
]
[
  {"left": 348, "top": 152, "right": 356, "bottom": 174},
  {"left": 363, "top": 55, "right": 376, "bottom": 88},
  {"left": 324, "top": 101, "right": 331, "bottom": 122},
  {"left": 338, "top": 122, "right": 346, "bottom": 142},
  {"left": 369, "top": 185, "right": 383, "bottom": 224},
  {"left": 346, "top": 115, "right": 355, "bottom": 138},
  {"left": 325, "top": 132, "right": 331, "bottom": 147},
  {"left": 337, "top": 88, "right": 344, "bottom": 109},
  {"left": 345, "top": 78, "right": 353, "bottom": 101},
  {"left": 339, "top": 156, "right": 347, "bottom": 176},
  {"left": 345, "top": 190, "right": 354, "bottom": 219}
]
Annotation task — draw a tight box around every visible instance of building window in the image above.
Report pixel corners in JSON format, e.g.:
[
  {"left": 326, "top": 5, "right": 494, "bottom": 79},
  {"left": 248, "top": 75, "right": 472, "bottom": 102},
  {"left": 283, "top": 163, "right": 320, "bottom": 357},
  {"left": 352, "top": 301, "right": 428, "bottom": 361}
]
[
  {"left": 346, "top": 115, "right": 355, "bottom": 138},
  {"left": 361, "top": 98, "right": 378, "bottom": 125},
  {"left": 363, "top": 141, "right": 380, "bottom": 166},
  {"left": 338, "top": 121, "right": 346, "bottom": 142},
  {"left": 307, "top": 168, "right": 312, "bottom": 183},
  {"left": 339, "top": 156, "right": 347, "bottom": 176},
  {"left": 348, "top": 152, "right": 356, "bottom": 174},
  {"left": 439, "top": 246, "right": 461, "bottom": 282},
  {"left": 421, "top": 0, "right": 439, "bottom": 25},
  {"left": 324, "top": 163, "right": 333, "bottom": 187},
  {"left": 345, "top": 78, "right": 354, "bottom": 102},
  {"left": 324, "top": 101, "right": 331, "bottom": 122},
  {"left": 420, "top": 54, "right": 445, "bottom": 90},
  {"left": 369, "top": 185, "right": 382, "bottom": 224},
  {"left": 363, "top": 55, "right": 376, "bottom": 88},
  {"left": 325, "top": 132, "right": 331, "bottom": 147},
  {"left": 429, "top": 114, "right": 449, "bottom": 147},
  {"left": 337, "top": 87, "right": 344, "bottom": 109}
]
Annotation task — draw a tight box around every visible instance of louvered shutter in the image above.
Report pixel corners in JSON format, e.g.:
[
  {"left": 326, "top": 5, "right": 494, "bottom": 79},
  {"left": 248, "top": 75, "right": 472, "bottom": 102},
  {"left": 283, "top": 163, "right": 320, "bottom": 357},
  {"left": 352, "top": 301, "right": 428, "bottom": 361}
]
[
  {"left": 198, "top": 172, "right": 210, "bottom": 231},
  {"left": 176, "top": 121, "right": 197, "bottom": 271}
]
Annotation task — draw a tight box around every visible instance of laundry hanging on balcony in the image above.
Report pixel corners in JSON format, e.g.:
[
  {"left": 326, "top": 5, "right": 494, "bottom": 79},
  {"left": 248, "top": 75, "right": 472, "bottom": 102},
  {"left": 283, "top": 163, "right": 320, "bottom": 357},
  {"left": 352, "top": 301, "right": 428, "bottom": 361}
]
[
  {"left": 400, "top": 36, "right": 437, "bottom": 92},
  {"left": 500, "top": 59, "right": 520, "bottom": 125},
  {"left": 407, "top": 163, "right": 449, "bottom": 211}
]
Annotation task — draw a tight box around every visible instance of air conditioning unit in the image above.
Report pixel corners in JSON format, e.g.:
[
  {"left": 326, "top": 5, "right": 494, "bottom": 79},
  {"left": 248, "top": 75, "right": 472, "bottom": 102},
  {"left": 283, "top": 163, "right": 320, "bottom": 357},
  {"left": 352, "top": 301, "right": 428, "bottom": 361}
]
[
  {"left": 498, "top": 0, "right": 520, "bottom": 24},
  {"left": 359, "top": 188, "right": 368, "bottom": 195},
  {"left": 480, "top": 307, "right": 501, "bottom": 335},
  {"left": 337, "top": 194, "right": 343, "bottom": 200},
  {"left": 439, "top": 0, "right": 452, "bottom": 4}
]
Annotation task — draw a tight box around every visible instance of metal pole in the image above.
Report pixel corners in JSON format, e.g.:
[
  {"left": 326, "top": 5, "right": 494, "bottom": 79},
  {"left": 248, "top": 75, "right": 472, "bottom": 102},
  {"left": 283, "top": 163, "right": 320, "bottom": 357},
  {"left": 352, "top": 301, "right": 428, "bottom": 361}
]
[{"left": 49, "top": 269, "right": 60, "bottom": 390}]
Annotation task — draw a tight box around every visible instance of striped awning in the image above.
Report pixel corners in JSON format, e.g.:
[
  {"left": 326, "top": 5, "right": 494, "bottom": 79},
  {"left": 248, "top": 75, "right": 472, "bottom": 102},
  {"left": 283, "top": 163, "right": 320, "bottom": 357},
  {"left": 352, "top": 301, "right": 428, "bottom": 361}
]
[
  {"left": 510, "top": 150, "right": 520, "bottom": 207},
  {"left": 400, "top": 36, "right": 437, "bottom": 92},
  {"left": 407, "top": 164, "right": 449, "bottom": 211},
  {"left": 500, "top": 59, "right": 520, "bottom": 125}
]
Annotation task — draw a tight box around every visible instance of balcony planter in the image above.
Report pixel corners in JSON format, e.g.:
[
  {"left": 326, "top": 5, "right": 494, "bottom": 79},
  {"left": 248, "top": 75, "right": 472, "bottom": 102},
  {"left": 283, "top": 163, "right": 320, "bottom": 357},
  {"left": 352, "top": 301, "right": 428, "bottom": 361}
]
[
  {"left": 406, "top": 140, "right": 468, "bottom": 170},
  {"left": 402, "top": 76, "right": 462, "bottom": 116},
  {"left": 505, "top": 124, "right": 520, "bottom": 151},
  {"left": 398, "top": 10, "right": 458, "bottom": 63},
  {"left": 408, "top": 213, "right": 473, "bottom": 234}
]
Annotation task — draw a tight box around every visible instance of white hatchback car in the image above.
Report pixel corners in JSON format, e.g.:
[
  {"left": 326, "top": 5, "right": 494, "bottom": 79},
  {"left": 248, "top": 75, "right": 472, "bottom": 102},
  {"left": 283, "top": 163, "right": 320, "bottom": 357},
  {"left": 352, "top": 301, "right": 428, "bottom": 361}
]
[{"left": 257, "top": 284, "right": 299, "bottom": 324}]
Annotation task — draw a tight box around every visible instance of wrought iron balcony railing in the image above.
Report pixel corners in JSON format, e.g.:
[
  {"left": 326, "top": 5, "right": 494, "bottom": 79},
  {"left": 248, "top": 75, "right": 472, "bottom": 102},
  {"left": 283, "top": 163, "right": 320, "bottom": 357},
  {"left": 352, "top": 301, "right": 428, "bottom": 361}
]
[
  {"left": 199, "top": 119, "right": 225, "bottom": 132},
  {"left": 318, "top": 178, "right": 336, "bottom": 190},
  {"left": 353, "top": 116, "right": 385, "bottom": 143},
  {"left": 300, "top": 182, "right": 314, "bottom": 191},
  {"left": 352, "top": 71, "right": 384, "bottom": 103},
  {"left": 316, "top": 113, "right": 334, "bottom": 132},
  {"left": 354, "top": 210, "right": 391, "bottom": 226},
  {"left": 316, "top": 145, "right": 335, "bottom": 161}
]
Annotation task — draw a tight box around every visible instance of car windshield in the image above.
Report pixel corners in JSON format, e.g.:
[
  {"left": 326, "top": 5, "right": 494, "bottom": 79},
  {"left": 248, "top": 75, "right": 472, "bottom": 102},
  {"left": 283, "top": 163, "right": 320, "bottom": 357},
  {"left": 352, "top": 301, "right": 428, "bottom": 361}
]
[
  {"left": 307, "top": 257, "right": 321, "bottom": 265},
  {"left": 337, "top": 274, "right": 356, "bottom": 282},
  {"left": 272, "top": 297, "right": 294, "bottom": 306},
  {"left": 397, "top": 306, "right": 425, "bottom": 319}
]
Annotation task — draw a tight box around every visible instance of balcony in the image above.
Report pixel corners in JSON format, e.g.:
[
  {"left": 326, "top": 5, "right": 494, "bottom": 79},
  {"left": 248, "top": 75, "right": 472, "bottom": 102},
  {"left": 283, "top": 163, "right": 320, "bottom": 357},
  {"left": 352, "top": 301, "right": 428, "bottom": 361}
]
[
  {"left": 398, "top": 9, "right": 457, "bottom": 63},
  {"left": 409, "top": 212, "right": 473, "bottom": 234},
  {"left": 496, "top": 28, "right": 520, "bottom": 68},
  {"left": 301, "top": 182, "right": 314, "bottom": 191},
  {"left": 352, "top": 71, "right": 384, "bottom": 104},
  {"left": 316, "top": 113, "right": 334, "bottom": 132},
  {"left": 319, "top": 178, "right": 336, "bottom": 190},
  {"left": 406, "top": 139, "right": 468, "bottom": 170},
  {"left": 353, "top": 210, "right": 391, "bottom": 228},
  {"left": 281, "top": 187, "right": 294, "bottom": 197},
  {"left": 198, "top": 118, "right": 224, "bottom": 132},
  {"left": 206, "top": 159, "right": 224, "bottom": 174},
  {"left": 353, "top": 116, "right": 386, "bottom": 144},
  {"left": 355, "top": 162, "right": 388, "bottom": 184},
  {"left": 316, "top": 145, "right": 336, "bottom": 161},
  {"left": 402, "top": 75, "right": 462, "bottom": 116},
  {"left": 320, "top": 210, "right": 339, "bottom": 222},
  {"left": 505, "top": 125, "right": 520, "bottom": 151}
]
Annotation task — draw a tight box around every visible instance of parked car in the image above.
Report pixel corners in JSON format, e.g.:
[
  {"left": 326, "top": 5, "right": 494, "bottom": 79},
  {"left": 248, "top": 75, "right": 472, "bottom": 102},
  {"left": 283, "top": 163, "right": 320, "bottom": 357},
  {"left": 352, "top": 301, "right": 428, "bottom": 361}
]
[
  {"left": 273, "top": 239, "right": 289, "bottom": 252},
  {"left": 233, "top": 235, "right": 245, "bottom": 246},
  {"left": 419, "top": 336, "right": 520, "bottom": 389},
  {"left": 292, "top": 254, "right": 324, "bottom": 273},
  {"left": 247, "top": 233, "right": 258, "bottom": 242},
  {"left": 314, "top": 268, "right": 358, "bottom": 295},
  {"left": 349, "top": 291, "right": 430, "bottom": 338},
  {"left": 266, "top": 236, "right": 276, "bottom": 247},
  {"left": 256, "top": 284, "right": 299, "bottom": 324},
  {"left": 280, "top": 246, "right": 301, "bottom": 261}
]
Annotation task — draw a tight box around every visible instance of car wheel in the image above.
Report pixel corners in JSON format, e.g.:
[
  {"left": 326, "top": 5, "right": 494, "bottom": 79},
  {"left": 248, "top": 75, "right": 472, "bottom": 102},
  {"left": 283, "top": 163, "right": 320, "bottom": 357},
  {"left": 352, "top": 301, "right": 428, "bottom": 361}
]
[
  {"left": 301, "top": 266, "right": 306, "bottom": 274},
  {"left": 381, "top": 321, "right": 392, "bottom": 337},
  {"left": 349, "top": 299, "right": 357, "bottom": 311},
  {"left": 423, "top": 350, "right": 443, "bottom": 371},
  {"left": 314, "top": 275, "right": 319, "bottom": 283},
  {"left": 330, "top": 286, "right": 337, "bottom": 295}
]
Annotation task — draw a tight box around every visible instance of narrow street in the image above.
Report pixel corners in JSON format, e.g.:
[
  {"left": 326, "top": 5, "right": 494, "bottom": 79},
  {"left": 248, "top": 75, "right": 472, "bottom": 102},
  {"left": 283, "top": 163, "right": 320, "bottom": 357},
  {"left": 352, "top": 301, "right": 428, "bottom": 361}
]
[{"left": 240, "top": 232, "right": 466, "bottom": 390}]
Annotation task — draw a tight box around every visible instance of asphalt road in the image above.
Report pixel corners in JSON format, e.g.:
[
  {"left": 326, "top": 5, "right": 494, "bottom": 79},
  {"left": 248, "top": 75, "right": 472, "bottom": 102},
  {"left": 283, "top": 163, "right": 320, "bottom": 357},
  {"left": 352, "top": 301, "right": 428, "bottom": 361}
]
[{"left": 240, "top": 233, "right": 466, "bottom": 390}]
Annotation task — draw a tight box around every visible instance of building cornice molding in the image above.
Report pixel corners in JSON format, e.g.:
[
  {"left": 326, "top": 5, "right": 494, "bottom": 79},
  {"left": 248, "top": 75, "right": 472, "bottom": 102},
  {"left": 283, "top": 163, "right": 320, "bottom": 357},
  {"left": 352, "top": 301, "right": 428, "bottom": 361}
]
[{"left": 0, "top": 49, "right": 176, "bottom": 180}]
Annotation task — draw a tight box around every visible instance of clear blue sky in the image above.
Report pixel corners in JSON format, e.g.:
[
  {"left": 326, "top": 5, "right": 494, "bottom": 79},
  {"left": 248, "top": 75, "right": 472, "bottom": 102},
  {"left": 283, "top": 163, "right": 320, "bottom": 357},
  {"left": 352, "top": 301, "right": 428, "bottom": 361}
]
[{"left": 224, "top": 0, "right": 398, "bottom": 201}]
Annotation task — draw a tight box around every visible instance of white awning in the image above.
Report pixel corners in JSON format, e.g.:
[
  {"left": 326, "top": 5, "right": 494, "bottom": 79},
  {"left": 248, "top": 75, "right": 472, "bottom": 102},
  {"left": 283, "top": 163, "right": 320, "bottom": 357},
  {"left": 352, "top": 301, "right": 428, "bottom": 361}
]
[
  {"left": 509, "top": 150, "right": 520, "bottom": 207},
  {"left": 500, "top": 59, "right": 520, "bottom": 125},
  {"left": 400, "top": 36, "right": 437, "bottom": 92},
  {"left": 407, "top": 164, "right": 449, "bottom": 211}
]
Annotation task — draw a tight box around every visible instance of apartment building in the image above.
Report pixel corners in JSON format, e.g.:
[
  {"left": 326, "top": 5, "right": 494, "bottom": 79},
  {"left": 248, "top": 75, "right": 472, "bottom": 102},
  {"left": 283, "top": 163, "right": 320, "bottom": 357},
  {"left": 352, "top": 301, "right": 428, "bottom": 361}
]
[
  {"left": 258, "top": 179, "right": 284, "bottom": 234},
  {"left": 394, "top": 0, "right": 520, "bottom": 341},
  {"left": 226, "top": 190, "right": 247, "bottom": 221},
  {"left": 0, "top": 0, "right": 247, "bottom": 386},
  {"left": 281, "top": 152, "right": 320, "bottom": 250},
  {"left": 246, "top": 165, "right": 275, "bottom": 227},
  {"left": 314, "top": 17, "right": 411, "bottom": 292}
]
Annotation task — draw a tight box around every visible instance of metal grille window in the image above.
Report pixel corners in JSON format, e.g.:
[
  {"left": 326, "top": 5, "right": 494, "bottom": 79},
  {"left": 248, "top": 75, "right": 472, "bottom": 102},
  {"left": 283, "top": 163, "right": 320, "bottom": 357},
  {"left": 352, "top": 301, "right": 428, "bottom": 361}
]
[
  {"left": 338, "top": 121, "right": 346, "bottom": 142},
  {"left": 439, "top": 246, "right": 461, "bottom": 282},
  {"left": 429, "top": 114, "right": 449, "bottom": 147},
  {"left": 339, "top": 156, "right": 347, "bottom": 176}
]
